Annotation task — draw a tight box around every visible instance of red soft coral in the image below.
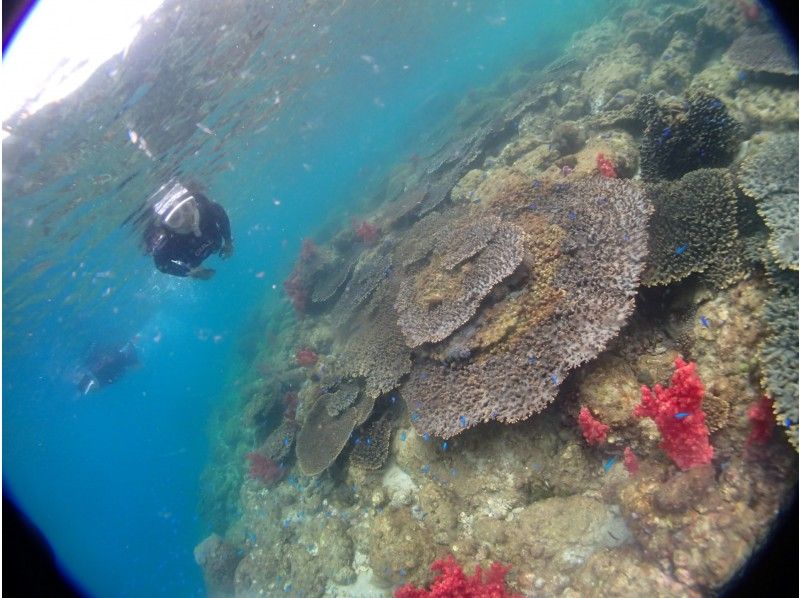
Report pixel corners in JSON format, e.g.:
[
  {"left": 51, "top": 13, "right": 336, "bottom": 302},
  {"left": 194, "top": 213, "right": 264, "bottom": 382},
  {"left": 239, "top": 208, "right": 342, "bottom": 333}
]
[
  {"left": 283, "top": 271, "right": 308, "bottom": 314},
  {"left": 300, "top": 238, "right": 318, "bottom": 262},
  {"left": 623, "top": 446, "right": 639, "bottom": 475},
  {"left": 353, "top": 219, "right": 380, "bottom": 245},
  {"left": 747, "top": 396, "right": 775, "bottom": 445},
  {"left": 295, "top": 347, "right": 318, "bottom": 367},
  {"left": 596, "top": 153, "right": 617, "bottom": 178},
  {"left": 245, "top": 452, "right": 284, "bottom": 484},
  {"left": 394, "top": 555, "right": 520, "bottom": 598},
  {"left": 634, "top": 357, "right": 713, "bottom": 470},
  {"left": 578, "top": 406, "right": 610, "bottom": 446}
]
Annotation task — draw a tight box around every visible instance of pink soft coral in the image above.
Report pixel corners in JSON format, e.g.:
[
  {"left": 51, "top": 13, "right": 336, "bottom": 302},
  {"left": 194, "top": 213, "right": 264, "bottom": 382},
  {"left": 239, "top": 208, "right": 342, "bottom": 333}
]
[
  {"left": 394, "top": 555, "right": 520, "bottom": 598},
  {"left": 634, "top": 357, "right": 713, "bottom": 470}
]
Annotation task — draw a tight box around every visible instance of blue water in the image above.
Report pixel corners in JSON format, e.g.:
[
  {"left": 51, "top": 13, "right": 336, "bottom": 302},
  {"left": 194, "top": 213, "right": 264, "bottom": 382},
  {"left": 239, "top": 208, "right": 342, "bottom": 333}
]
[{"left": 3, "top": 1, "right": 606, "bottom": 595}]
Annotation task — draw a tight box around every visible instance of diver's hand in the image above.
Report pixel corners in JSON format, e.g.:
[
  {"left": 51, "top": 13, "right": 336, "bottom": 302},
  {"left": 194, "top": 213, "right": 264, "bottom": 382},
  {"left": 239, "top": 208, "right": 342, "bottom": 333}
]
[
  {"left": 188, "top": 266, "right": 215, "bottom": 280},
  {"left": 220, "top": 242, "right": 234, "bottom": 259}
]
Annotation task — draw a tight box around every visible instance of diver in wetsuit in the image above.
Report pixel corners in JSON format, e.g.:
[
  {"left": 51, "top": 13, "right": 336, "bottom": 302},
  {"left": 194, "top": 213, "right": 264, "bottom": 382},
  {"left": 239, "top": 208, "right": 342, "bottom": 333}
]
[
  {"left": 143, "top": 181, "right": 234, "bottom": 279},
  {"left": 77, "top": 341, "right": 138, "bottom": 395}
]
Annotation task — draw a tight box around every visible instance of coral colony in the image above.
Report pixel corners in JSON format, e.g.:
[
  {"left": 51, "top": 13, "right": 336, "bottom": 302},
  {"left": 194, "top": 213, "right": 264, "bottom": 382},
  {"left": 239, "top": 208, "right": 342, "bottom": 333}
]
[
  {"left": 635, "top": 358, "right": 713, "bottom": 470},
  {"left": 578, "top": 407, "right": 609, "bottom": 446},
  {"left": 394, "top": 555, "right": 521, "bottom": 598}
]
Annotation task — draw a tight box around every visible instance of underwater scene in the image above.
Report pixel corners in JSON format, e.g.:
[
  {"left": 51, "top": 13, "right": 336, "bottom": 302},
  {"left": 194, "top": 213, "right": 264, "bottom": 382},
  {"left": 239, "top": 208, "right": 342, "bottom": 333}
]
[{"left": 2, "top": 0, "right": 798, "bottom": 596}]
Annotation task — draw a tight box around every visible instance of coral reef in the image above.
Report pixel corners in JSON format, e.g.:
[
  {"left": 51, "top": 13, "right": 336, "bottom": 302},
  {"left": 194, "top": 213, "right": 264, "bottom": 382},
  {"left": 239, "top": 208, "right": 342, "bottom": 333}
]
[
  {"left": 201, "top": 4, "right": 799, "bottom": 596},
  {"left": 738, "top": 132, "right": 799, "bottom": 269},
  {"left": 635, "top": 358, "right": 714, "bottom": 470}
]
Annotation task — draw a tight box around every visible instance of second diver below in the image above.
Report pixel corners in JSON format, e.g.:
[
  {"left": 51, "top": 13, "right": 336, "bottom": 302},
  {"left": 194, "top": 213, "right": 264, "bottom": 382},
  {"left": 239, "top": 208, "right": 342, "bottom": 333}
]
[{"left": 143, "top": 180, "right": 234, "bottom": 279}]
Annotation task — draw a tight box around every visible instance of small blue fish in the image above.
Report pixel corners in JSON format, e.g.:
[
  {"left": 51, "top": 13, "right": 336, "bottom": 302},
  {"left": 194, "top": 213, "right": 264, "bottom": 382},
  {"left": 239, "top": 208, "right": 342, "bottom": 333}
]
[
  {"left": 354, "top": 437, "right": 361, "bottom": 445},
  {"left": 623, "top": 232, "right": 630, "bottom": 242},
  {"left": 283, "top": 437, "right": 290, "bottom": 447},
  {"left": 549, "top": 373, "right": 558, "bottom": 385},
  {"left": 604, "top": 456, "right": 618, "bottom": 472},
  {"left": 366, "top": 437, "right": 372, "bottom": 446},
  {"left": 441, "top": 441, "right": 448, "bottom": 450},
  {"left": 421, "top": 464, "right": 430, "bottom": 474},
  {"left": 459, "top": 415, "right": 468, "bottom": 427},
  {"left": 567, "top": 210, "right": 577, "bottom": 221},
  {"left": 528, "top": 202, "right": 538, "bottom": 211},
  {"left": 662, "top": 127, "right": 672, "bottom": 139},
  {"left": 675, "top": 244, "right": 688, "bottom": 255},
  {"left": 700, "top": 315, "right": 710, "bottom": 328},
  {"left": 785, "top": 417, "right": 794, "bottom": 428},
  {"left": 390, "top": 395, "right": 397, "bottom": 404},
  {"left": 422, "top": 432, "right": 430, "bottom": 442},
  {"left": 410, "top": 411, "right": 420, "bottom": 422},
  {"left": 675, "top": 412, "right": 690, "bottom": 420},
  {"left": 400, "top": 431, "right": 407, "bottom": 441}
]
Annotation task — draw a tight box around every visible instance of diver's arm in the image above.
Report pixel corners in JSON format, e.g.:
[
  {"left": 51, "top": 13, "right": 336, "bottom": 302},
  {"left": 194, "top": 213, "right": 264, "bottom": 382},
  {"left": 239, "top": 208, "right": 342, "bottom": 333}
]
[
  {"left": 209, "top": 202, "right": 233, "bottom": 252},
  {"left": 154, "top": 252, "right": 191, "bottom": 277}
]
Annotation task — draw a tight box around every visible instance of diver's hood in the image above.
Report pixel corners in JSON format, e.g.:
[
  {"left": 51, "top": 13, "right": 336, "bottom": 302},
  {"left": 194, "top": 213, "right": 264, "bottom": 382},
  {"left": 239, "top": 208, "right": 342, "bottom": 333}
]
[{"left": 153, "top": 182, "right": 202, "bottom": 237}]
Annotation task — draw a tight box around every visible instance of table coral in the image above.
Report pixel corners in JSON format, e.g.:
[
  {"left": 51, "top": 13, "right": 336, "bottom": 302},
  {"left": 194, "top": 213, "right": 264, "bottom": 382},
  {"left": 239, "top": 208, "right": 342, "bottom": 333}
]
[
  {"left": 726, "top": 31, "right": 798, "bottom": 75},
  {"left": 634, "top": 357, "right": 714, "bottom": 470},
  {"left": 643, "top": 168, "right": 742, "bottom": 288},
  {"left": 738, "top": 132, "right": 799, "bottom": 270},
  {"left": 405, "top": 176, "right": 652, "bottom": 438}
]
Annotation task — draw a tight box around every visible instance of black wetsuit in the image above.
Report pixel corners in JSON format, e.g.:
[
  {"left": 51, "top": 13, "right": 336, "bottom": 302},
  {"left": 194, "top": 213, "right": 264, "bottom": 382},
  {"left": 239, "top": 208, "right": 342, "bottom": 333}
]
[
  {"left": 147, "top": 194, "right": 232, "bottom": 277},
  {"left": 78, "top": 342, "right": 138, "bottom": 394}
]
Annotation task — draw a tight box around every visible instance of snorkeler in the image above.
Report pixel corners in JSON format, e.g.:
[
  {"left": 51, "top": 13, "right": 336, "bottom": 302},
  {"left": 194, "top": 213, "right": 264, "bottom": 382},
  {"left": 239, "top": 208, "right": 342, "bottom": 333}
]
[
  {"left": 77, "top": 341, "right": 138, "bottom": 395},
  {"left": 139, "top": 180, "right": 234, "bottom": 279}
]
